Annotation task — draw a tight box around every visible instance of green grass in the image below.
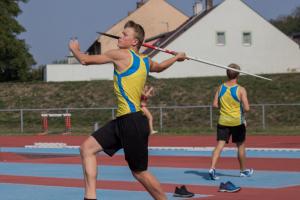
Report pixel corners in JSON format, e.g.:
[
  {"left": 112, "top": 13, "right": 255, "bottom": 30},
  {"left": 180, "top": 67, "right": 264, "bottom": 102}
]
[{"left": 0, "top": 73, "right": 300, "bottom": 136}]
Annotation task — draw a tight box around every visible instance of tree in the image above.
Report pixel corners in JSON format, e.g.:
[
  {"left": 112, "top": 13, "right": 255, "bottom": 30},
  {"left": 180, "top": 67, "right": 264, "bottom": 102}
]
[
  {"left": 0, "top": 0, "right": 36, "bottom": 82},
  {"left": 270, "top": 5, "right": 300, "bottom": 35},
  {"left": 52, "top": 60, "right": 68, "bottom": 64},
  {"left": 28, "top": 64, "right": 44, "bottom": 80}
]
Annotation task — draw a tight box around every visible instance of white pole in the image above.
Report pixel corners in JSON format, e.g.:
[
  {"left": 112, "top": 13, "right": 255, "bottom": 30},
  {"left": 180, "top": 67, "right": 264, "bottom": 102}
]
[{"left": 186, "top": 55, "right": 272, "bottom": 81}]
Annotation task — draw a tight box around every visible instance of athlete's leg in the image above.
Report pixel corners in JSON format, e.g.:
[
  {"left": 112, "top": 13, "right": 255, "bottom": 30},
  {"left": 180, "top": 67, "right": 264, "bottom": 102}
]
[
  {"left": 210, "top": 140, "right": 226, "bottom": 169},
  {"left": 132, "top": 170, "right": 167, "bottom": 200},
  {"left": 236, "top": 141, "right": 246, "bottom": 171},
  {"left": 142, "top": 107, "right": 155, "bottom": 132},
  {"left": 80, "top": 136, "right": 103, "bottom": 199}
]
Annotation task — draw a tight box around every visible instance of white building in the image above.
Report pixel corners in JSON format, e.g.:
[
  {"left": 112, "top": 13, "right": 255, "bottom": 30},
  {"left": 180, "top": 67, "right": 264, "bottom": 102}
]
[
  {"left": 44, "top": 0, "right": 300, "bottom": 82},
  {"left": 147, "top": 0, "right": 300, "bottom": 78},
  {"left": 44, "top": 64, "right": 113, "bottom": 82}
]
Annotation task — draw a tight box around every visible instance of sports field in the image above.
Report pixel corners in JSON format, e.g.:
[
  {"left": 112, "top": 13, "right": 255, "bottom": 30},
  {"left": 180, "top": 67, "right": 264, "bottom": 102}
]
[{"left": 0, "top": 136, "right": 299, "bottom": 199}]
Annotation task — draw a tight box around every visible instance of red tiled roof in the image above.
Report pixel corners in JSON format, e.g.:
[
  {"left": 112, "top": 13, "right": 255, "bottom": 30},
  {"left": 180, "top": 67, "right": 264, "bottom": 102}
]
[{"left": 142, "top": 6, "right": 217, "bottom": 57}]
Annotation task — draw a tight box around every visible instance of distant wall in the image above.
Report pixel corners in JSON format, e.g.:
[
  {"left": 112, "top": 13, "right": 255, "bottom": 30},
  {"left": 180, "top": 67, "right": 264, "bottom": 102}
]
[{"left": 44, "top": 64, "right": 114, "bottom": 82}]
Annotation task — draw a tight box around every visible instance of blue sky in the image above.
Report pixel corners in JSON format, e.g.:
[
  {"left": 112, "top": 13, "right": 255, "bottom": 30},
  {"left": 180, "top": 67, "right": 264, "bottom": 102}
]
[{"left": 16, "top": 0, "right": 300, "bottom": 67}]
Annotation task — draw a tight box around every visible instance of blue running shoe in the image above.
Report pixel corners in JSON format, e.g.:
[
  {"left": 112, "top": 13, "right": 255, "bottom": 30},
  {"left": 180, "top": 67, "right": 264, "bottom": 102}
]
[
  {"left": 240, "top": 168, "right": 253, "bottom": 177},
  {"left": 218, "top": 182, "right": 241, "bottom": 193},
  {"left": 225, "top": 181, "right": 238, "bottom": 188},
  {"left": 209, "top": 168, "right": 219, "bottom": 180}
]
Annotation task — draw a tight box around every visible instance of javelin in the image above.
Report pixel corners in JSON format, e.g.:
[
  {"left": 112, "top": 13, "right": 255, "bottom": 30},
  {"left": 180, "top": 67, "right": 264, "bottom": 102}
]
[{"left": 97, "top": 32, "right": 272, "bottom": 81}]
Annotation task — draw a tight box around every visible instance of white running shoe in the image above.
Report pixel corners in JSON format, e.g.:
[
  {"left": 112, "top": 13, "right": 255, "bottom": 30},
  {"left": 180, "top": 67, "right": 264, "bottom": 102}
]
[
  {"left": 240, "top": 168, "right": 253, "bottom": 177},
  {"left": 209, "top": 168, "right": 219, "bottom": 180}
]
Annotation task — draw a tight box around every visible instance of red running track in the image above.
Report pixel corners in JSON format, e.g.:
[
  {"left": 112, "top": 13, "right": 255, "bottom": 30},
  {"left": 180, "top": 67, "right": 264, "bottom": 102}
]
[{"left": 1, "top": 135, "right": 300, "bottom": 148}]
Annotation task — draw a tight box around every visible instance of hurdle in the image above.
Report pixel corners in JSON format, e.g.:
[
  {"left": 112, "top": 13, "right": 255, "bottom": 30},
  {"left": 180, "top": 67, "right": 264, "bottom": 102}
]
[{"left": 36, "top": 114, "right": 71, "bottom": 136}]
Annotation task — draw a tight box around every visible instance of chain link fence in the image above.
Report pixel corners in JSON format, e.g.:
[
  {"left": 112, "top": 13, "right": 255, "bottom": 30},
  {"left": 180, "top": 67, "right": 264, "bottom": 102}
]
[{"left": 0, "top": 104, "right": 300, "bottom": 135}]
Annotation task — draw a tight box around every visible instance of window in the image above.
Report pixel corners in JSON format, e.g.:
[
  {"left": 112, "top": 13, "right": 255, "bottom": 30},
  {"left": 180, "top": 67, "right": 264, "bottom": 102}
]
[
  {"left": 216, "top": 32, "right": 225, "bottom": 45},
  {"left": 243, "top": 32, "right": 251, "bottom": 45}
]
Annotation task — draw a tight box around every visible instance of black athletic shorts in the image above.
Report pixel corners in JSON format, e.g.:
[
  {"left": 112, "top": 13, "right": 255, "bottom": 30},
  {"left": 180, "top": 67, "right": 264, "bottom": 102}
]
[
  {"left": 217, "top": 124, "right": 246, "bottom": 143},
  {"left": 92, "top": 111, "right": 150, "bottom": 171}
]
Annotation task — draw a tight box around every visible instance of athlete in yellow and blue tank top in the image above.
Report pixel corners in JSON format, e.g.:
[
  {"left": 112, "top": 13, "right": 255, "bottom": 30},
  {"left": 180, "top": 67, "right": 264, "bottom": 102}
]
[
  {"left": 114, "top": 49, "right": 149, "bottom": 117},
  {"left": 218, "top": 83, "right": 243, "bottom": 126},
  {"left": 210, "top": 63, "right": 252, "bottom": 181},
  {"left": 69, "top": 20, "right": 188, "bottom": 200}
]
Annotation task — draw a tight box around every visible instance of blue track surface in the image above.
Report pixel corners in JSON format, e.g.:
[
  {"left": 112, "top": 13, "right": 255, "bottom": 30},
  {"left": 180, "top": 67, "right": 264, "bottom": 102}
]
[
  {"left": 3, "top": 148, "right": 300, "bottom": 158},
  {"left": 0, "top": 163, "right": 299, "bottom": 189},
  {"left": 0, "top": 184, "right": 209, "bottom": 200}
]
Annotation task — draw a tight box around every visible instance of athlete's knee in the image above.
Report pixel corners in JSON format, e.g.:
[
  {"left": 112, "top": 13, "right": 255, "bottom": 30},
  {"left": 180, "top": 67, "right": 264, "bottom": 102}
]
[
  {"left": 79, "top": 143, "right": 93, "bottom": 157},
  {"left": 216, "top": 141, "right": 225, "bottom": 149},
  {"left": 79, "top": 144, "right": 86, "bottom": 156},
  {"left": 131, "top": 170, "right": 147, "bottom": 181},
  {"left": 236, "top": 141, "right": 245, "bottom": 148},
  {"left": 131, "top": 170, "right": 141, "bottom": 180}
]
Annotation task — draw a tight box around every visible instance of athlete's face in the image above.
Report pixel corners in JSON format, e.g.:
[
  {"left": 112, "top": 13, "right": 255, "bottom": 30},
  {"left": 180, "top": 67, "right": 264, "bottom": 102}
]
[
  {"left": 143, "top": 85, "right": 148, "bottom": 91},
  {"left": 118, "top": 27, "right": 139, "bottom": 49}
]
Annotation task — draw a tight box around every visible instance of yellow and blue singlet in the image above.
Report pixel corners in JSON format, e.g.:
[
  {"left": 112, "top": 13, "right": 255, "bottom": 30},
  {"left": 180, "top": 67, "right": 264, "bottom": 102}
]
[
  {"left": 114, "top": 49, "right": 150, "bottom": 117},
  {"left": 218, "top": 83, "right": 244, "bottom": 126}
]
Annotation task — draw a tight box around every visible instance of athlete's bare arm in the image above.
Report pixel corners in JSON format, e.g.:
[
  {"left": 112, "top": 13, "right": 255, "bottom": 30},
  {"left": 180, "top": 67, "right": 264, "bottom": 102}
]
[
  {"left": 239, "top": 87, "right": 250, "bottom": 112},
  {"left": 141, "top": 89, "right": 147, "bottom": 96},
  {"left": 149, "top": 52, "right": 188, "bottom": 73},
  {"left": 212, "top": 86, "right": 221, "bottom": 108},
  {"left": 145, "top": 87, "right": 153, "bottom": 96},
  {"left": 69, "top": 41, "right": 131, "bottom": 72}
]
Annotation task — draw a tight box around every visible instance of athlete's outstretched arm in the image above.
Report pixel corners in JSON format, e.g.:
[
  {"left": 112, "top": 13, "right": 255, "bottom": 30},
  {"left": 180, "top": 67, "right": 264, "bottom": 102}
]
[
  {"left": 69, "top": 41, "right": 121, "bottom": 65},
  {"left": 149, "top": 52, "right": 188, "bottom": 73}
]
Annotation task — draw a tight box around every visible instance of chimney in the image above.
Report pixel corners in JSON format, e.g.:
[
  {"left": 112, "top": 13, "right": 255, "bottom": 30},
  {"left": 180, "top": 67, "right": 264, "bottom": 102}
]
[
  {"left": 193, "top": 2, "right": 203, "bottom": 15},
  {"left": 206, "top": 0, "right": 213, "bottom": 10},
  {"left": 137, "top": 1, "right": 146, "bottom": 9},
  {"left": 128, "top": 1, "right": 146, "bottom": 16}
]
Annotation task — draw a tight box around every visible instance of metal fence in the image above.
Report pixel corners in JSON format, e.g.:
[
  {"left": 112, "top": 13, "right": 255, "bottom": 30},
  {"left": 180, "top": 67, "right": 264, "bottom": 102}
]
[{"left": 0, "top": 103, "right": 300, "bottom": 133}]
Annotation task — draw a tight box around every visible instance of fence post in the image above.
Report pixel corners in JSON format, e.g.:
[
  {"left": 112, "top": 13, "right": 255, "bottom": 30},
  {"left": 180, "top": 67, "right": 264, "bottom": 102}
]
[
  {"left": 210, "top": 106, "right": 213, "bottom": 130},
  {"left": 94, "top": 122, "right": 99, "bottom": 132},
  {"left": 0, "top": 132, "right": 1, "bottom": 162},
  {"left": 112, "top": 108, "right": 114, "bottom": 119},
  {"left": 160, "top": 107, "right": 163, "bottom": 131},
  {"left": 66, "top": 109, "right": 68, "bottom": 114},
  {"left": 262, "top": 105, "right": 265, "bottom": 131},
  {"left": 21, "top": 110, "right": 23, "bottom": 133}
]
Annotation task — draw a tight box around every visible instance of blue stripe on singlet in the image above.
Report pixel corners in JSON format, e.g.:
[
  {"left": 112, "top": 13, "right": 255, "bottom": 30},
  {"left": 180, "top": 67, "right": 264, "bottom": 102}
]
[
  {"left": 121, "top": 49, "right": 140, "bottom": 77},
  {"left": 230, "top": 86, "right": 240, "bottom": 102},
  {"left": 143, "top": 57, "right": 150, "bottom": 76},
  {"left": 113, "top": 71, "right": 136, "bottom": 113},
  {"left": 113, "top": 50, "right": 142, "bottom": 113},
  {"left": 240, "top": 104, "right": 244, "bottom": 124},
  {"left": 219, "top": 84, "right": 227, "bottom": 99},
  {"left": 230, "top": 86, "right": 243, "bottom": 124}
]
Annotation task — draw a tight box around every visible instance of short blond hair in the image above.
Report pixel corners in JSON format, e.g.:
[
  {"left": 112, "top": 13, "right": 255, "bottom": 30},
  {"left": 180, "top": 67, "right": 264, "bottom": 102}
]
[
  {"left": 124, "top": 20, "right": 145, "bottom": 50},
  {"left": 227, "top": 63, "right": 240, "bottom": 80}
]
